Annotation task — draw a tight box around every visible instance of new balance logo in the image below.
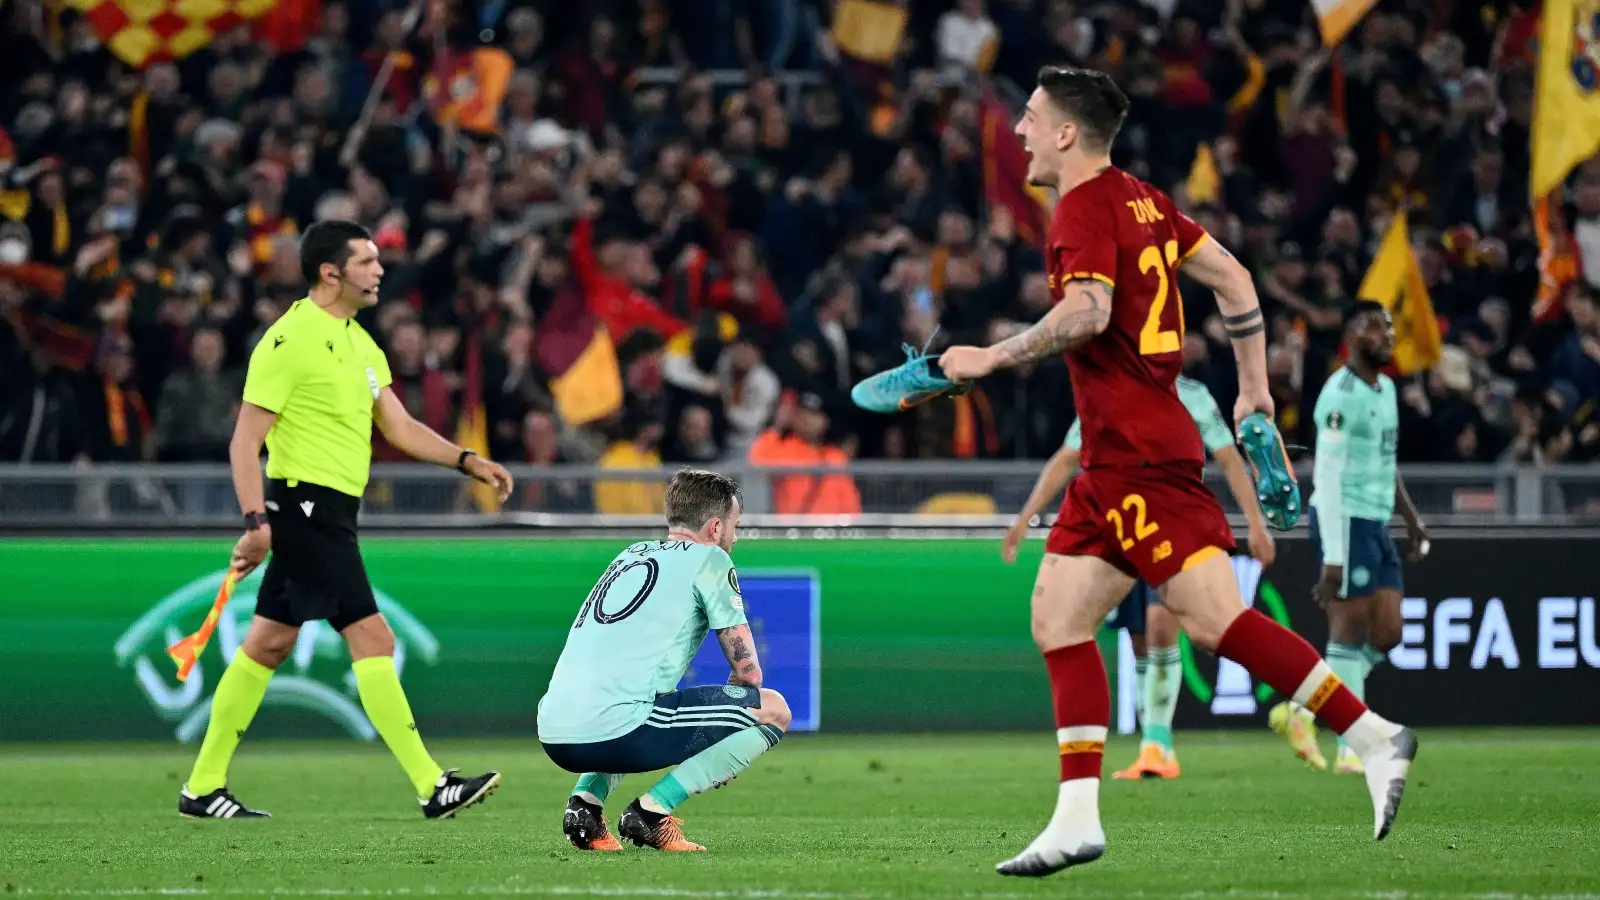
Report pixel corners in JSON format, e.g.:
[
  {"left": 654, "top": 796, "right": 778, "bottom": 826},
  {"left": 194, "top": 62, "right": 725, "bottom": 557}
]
[{"left": 300, "top": 501, "right": 315, "bottom": 517}]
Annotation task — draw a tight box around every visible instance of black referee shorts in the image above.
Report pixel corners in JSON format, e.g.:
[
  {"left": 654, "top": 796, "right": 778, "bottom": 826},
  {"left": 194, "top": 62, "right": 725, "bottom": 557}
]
[{"left": 257, "top": 479, "right": 379, "bottom": 633}]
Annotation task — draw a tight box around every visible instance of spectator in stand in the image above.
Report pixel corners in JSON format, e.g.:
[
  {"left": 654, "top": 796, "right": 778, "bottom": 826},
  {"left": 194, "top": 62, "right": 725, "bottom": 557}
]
[
  {"left": 2, "top": 0, "right": 1599, "bottom": 523},
  {"left": 594, "top": 413, "right": 665, "bottom": 516},
  {"left": 154, "top": 326, "right": 239, "bottom": 463},
  {"left": 720, "top": 335, "right": 781, "bottom": 455},
  {"left": 748, "top": 391, "right": 861, "bottom": 516}
]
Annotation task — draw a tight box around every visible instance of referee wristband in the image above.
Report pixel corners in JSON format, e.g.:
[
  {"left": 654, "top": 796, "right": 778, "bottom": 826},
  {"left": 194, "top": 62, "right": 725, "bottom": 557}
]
[{"left": 455, "top": 448, "right": 477, "bottom": 475}]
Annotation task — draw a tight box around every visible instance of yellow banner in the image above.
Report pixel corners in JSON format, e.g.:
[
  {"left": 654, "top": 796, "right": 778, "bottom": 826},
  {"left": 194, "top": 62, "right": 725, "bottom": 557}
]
[
  {"left": 1357, "top": 212, "right": 1441, "bottom": 375},
  {"left": 1530, "top": 0, "right": 1600, "bottom": 198}
]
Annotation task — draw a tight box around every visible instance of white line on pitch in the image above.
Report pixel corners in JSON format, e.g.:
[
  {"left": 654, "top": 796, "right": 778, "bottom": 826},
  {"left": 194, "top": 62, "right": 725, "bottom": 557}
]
[{"left": 8, "top": 887, "right": 1600, "bottom": 900}]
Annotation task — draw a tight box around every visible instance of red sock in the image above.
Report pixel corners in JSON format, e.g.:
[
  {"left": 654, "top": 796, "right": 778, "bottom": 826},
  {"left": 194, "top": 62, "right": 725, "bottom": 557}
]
[
  {"left": 1216, "top": 609, "right": 1367, "bottom": 733},
  {"left": 1043, "top": 641, "right": 1109, "bottom": 781}
]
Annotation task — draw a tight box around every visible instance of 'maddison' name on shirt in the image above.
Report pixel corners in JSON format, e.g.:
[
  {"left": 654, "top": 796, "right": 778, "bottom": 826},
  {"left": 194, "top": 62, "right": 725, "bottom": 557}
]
[{"left": 627, "top": 541, "right": 702, "bottom": 554}]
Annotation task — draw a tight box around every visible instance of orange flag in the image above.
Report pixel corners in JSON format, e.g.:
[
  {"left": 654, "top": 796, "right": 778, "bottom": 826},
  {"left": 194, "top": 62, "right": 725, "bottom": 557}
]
[{"left": 167, "top": 569, "right": 241, "bottom": 682}]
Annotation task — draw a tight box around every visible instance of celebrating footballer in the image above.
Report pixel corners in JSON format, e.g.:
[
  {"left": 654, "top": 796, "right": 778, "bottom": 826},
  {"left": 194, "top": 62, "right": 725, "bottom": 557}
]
[{"left": 863, "top": 65, "right": 1420, "bottom": 878}]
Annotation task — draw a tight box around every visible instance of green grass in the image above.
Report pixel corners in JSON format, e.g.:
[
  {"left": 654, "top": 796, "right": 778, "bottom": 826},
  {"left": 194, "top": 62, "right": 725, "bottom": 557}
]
[{"left": 2, "top": 730, "right": 1597, "bottom": 899}]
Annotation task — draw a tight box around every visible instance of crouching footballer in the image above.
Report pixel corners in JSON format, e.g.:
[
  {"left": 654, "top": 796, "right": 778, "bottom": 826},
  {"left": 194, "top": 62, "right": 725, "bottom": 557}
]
[{"left": 537, "top": 468, "right": 791, "bottom": 852}]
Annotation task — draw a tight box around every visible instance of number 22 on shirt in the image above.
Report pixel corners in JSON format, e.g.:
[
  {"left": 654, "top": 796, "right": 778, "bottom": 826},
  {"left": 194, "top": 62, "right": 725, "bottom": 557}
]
[{"left": 1137, "top": 239, "right": 1183, "bottom": 357}]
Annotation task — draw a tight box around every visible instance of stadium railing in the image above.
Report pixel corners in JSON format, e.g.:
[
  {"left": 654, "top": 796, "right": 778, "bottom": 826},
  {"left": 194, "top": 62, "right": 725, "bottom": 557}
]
[{"left": 1, "top": 462, "right": 1597, "bottom": 530}]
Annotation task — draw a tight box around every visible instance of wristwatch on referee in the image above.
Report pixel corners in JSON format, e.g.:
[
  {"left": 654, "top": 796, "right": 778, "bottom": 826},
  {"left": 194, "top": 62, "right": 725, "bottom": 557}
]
[
  {"left": 455, "top": 448, "right": 477, "bottom": 475},
  {"left": 243, "top": 511, "right": 267, "bottom": 531}
]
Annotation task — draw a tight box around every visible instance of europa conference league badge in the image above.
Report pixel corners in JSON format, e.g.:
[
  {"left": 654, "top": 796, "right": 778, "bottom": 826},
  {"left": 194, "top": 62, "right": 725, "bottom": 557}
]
[{"left": 114, "top": 569, "right": 440, "bottom": 743}]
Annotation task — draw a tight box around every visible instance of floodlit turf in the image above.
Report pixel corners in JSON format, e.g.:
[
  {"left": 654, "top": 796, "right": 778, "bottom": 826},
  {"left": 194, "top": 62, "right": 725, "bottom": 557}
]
[{"left": 1, "top": 730, "right": 1597, "bottom": 900}]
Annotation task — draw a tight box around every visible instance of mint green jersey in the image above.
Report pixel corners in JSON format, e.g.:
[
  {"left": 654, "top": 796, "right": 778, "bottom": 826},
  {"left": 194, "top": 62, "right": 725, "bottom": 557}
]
[
  {"left": 1310, "top": 366, "right": 1399, "bottom": 546},
  {"left": 537, "top": 540, "right": 747, "bottom": 744},
  {"left": 1066, "top": 375, "right": 1235, "bottom": 455}
]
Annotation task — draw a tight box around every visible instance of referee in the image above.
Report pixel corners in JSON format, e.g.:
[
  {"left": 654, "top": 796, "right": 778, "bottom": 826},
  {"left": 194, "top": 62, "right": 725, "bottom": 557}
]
[{"left": 179, "top": 220, "right": 514, "bottom": 820}]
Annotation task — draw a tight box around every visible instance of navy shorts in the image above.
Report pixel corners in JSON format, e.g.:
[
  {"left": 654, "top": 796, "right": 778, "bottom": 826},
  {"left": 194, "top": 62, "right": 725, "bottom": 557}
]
[
  {"left": 1309, "top": 507, "right": 1403, "bottom": 599},
  {"left": 1103, "top": 581, "right": 1156, "bottom": 634},
  {"left": 541, "top": 685, "right": 766, "bottom": 774}
]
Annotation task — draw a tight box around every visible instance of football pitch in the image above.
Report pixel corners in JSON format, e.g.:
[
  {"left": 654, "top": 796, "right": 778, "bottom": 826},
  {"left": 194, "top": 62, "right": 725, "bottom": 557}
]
[{"left": 3, "top": 730, "right": 1596, "bottom": 900}]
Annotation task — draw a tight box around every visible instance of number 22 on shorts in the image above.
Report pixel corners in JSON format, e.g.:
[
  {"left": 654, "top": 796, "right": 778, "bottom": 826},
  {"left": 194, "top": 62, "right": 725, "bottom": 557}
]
[
  {"left": 1138, "top": 240, "right": 1182, "bottom": 356},
  {"left": 1105, "top": 493, "right": 1159, "bottom": 550}
]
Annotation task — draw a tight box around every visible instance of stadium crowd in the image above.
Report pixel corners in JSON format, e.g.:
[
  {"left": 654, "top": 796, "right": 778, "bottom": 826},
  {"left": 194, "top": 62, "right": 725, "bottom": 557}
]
[{"left": 2, "top": 0, "right": 1599, "bottom": 516}]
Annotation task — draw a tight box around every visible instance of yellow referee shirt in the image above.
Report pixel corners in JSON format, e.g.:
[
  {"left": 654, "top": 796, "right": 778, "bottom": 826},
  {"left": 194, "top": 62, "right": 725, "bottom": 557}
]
[{"left": 242, "top": 299, "right": 393, "bottom": 497}]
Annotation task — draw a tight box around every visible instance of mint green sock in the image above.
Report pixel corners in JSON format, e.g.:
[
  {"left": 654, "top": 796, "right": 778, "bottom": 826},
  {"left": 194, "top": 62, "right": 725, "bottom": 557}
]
[
  {"left": 646, "top": 725, "right": 784, "bottom": 814},
  {"left": 1142, "top": 645, "right": 1181, "bottom": 752},
  {"left": 573, "top": 773, "right": 623, "bottom": 807},
  {"left": 1361, "top": 644, "right": 1388, "bottom": 670},
  {"left": 1133, "top": 656, "right": 1149, "bottom": 725},
  {"left": 1326, "top": 643, "right": 1369, "bottom": 751}
]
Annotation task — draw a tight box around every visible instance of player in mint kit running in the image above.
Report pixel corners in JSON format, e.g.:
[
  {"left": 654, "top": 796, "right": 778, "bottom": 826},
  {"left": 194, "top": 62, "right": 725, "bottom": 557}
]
[
  {"left": 538, "top": 469, "right": 791, "bottom": 853},
  {"left": 1270, "top": 301, "right": 1429, "bottom": 774}
]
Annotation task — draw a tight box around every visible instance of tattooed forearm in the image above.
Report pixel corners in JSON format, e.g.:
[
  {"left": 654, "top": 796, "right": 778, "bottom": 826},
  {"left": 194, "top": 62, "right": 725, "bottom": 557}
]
[
  {"left": 721, "top": 626, "right": 763, "bottom": 688},
  {"left": 992, "top": 280, "right": 1112, "bottom": 367},
  {"left": 717, "top": 625, "right": 758, "bottom": 672},
  {"left": 1223, "top": 309, "right": 1265, "bottom": 339}
]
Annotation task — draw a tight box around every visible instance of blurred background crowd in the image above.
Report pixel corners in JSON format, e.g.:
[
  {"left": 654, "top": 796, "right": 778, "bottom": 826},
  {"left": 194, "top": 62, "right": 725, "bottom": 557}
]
[{"left": 2, "top": 0, "right": 1599, "bottom": 516}]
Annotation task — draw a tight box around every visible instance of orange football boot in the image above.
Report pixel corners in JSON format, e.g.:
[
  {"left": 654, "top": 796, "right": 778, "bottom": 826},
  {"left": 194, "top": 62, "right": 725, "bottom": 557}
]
[
  {"left": 619, "top": 799, "right": 707, "bottom": 852},
  {"left": 562, "top": 797, "right": 623, "bottom": 852},
  {"left": 1112, "top": 743, "right": 1181, "bottom": 780}
]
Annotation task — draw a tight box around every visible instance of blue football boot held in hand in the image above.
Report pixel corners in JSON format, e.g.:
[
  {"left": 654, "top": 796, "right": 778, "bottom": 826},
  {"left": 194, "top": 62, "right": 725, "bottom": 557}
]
[
  {"left": 1236, "top": 411, "right": 1303, "bottom": 531},
  {"left": 851, "top": 332, "right": 972, "bottom": 414}
]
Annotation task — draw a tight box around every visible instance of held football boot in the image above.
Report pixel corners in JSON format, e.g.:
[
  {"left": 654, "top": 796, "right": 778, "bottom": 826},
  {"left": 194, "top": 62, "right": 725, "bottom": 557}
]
[
  {"left": 1236, "top": 411, "right": 1302, "bottom": 531},
  {"left": 851, "top": 336, "right": 971, "bottom": 414}
]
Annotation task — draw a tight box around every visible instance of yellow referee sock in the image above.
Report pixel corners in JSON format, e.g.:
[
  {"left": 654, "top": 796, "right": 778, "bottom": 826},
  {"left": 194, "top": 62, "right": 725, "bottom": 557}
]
[
  {"left": 352, "top": 656, "right": 444, "bottom": 798},
  {"left": 187, "top": 652, "right": 275, "bottom": 795}
]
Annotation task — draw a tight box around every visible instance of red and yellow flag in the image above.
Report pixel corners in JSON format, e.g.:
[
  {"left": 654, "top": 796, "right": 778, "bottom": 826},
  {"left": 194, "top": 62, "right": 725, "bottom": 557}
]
[
  {"left": 1530, "top": 0, "right": 1600, "bottom": 201},
  {"left": 1529, "top": 1, "right": 1600, "bottom": 323},
  {"left": 424, "top": 46, "right": 515, "bottom": 135},
  {"left": 978, "top": 91, "right": 1050, "bottom": 246},
  {"left": 61, "top": 0, "right": 277, "bottom": 69},
  {"left": 1311, "top": 0, "right": 1381, "bottom": 47}
]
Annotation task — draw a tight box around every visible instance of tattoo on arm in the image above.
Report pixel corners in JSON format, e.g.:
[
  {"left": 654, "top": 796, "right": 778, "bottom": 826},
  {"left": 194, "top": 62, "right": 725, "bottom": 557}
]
[
  {"left": 717, "top": 625, "right": 757, "bottom": 666},
  {"left": 1223, "top": 310, "right": 1265, "bottom": 339},
  {"left": 993, "top": 280, "right": 1112, "bottom": 367}
]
